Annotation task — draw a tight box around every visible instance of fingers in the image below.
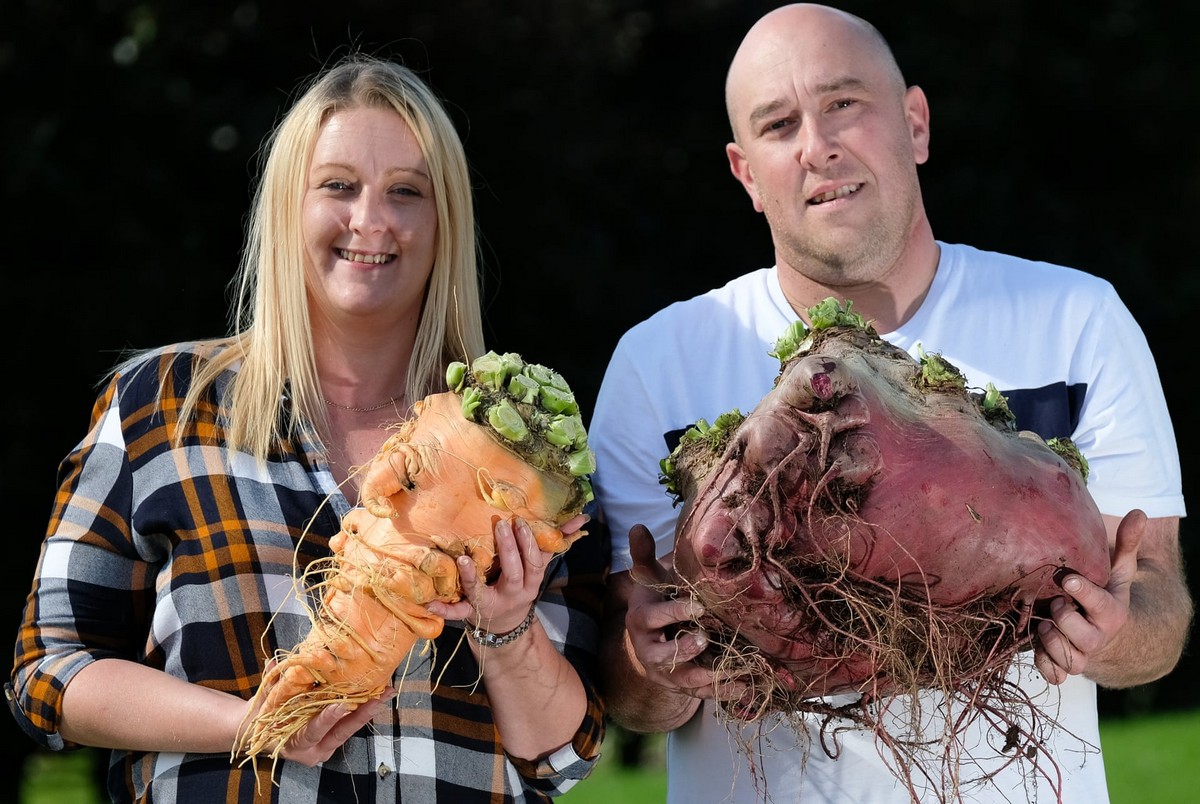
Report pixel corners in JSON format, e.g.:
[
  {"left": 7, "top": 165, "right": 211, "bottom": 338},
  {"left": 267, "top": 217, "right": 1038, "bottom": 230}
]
[
  {"left": 1034, "top": 598, "right": 1083, "bottom": 684},
  {"left": 425, "top": 596, "right": 473, "bottom": 621},
  {"left": 635, "top": 624, "right": 709, "bottom": 673},
  {"left": 491, "top": 517, "right": 552, "bottom": 586},
  {"left": 559, "top": 512, "right": 590, "bottom": 535},
  {"left": 1058, "top": 573, "right": 1129, "bottom": 647},
  {"left": 1107, "top": 508, "right": 1146, "bottom": 593},
  {"left": 1034, "top": 511, "right": 1142, "bottom": 685},
  {"left": 284, "top": 690, "right": 394, "bottom": 766},
  {"left": 428, "top": 519, "right": 547, "bottom": 625},
  {"left": 623, "top": 575, "right": 719, "bottom": 699},
  {"left": 632, "top": 591, "right": 704, "bottom": 634},
  {"left": 451, "top": 517, "right": 549, "bottom": 635},
  {"left": 320, "top": 700, "right": 382, "bottom": 747},
  {"left": 630, "top": 613, "right": 715, "bottom": 690},
  {"left": 510, "top": 516, "right": 554, "bottom": 577},
  {"left": 1033, "top": 630, "right": 1070, "bottom": 685}
]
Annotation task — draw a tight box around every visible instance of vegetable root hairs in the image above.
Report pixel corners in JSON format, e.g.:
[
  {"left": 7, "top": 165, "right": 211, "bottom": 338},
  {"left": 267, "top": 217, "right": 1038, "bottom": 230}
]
[
  {"left": 654, "top": 546, "right": 1093, "bottom": 804},
  {"left": 233, "top": 351, "right": 597, "bottom": 784},
  {"left": 660, "top": 299, "right": 1108, "bottom": 803}
]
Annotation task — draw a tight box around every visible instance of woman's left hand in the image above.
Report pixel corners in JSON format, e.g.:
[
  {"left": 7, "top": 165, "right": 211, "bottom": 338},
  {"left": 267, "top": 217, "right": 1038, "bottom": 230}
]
[{"left": 427, "top": 517, "right": 554, "bottom": 635}]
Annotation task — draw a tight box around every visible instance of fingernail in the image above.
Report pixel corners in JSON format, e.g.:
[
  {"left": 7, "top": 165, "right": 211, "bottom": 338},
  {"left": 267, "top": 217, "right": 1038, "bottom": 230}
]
[{"left": 1064, "top": 577, "right": 1082, "bottom": 593}]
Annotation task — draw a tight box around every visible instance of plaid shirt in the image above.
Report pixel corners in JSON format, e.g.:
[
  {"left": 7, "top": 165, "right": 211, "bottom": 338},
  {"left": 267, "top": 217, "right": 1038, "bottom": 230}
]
[{"left": 7, "top": 344, "right": 607, "bottom": 803}]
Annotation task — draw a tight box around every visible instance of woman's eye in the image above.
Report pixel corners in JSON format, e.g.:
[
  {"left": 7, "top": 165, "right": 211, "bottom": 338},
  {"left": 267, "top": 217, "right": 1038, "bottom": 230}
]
[{"left": 393, "top": 186, "right": 421, "bottom": 198}]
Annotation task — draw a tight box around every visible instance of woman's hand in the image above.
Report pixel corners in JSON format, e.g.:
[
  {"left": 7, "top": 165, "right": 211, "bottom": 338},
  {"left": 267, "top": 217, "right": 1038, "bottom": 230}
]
[
  {"left": 427, "top": 516, "right": 553, "bottom": 635},
  {"left": 274, "top": 690, "right": 394, "bottom": 766}
]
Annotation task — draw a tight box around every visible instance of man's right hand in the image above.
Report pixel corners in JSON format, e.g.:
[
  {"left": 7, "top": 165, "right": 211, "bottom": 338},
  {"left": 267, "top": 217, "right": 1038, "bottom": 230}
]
[{"left": 621, "top": 525, "right": 728, "bottom": 702}]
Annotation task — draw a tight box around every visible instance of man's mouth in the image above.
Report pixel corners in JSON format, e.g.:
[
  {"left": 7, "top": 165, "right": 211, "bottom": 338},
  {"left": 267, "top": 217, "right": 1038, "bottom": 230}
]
[
  {"left": 808, "top": 183, "right": 862, "bottom": 205},
  {"left": 337, "top": 249, "right": 395, "bottom": 265}
]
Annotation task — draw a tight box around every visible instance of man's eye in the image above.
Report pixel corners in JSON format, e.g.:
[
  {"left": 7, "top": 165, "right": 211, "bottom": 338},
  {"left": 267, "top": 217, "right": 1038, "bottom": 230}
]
[{"left": 832, "top": 99, "right": 856, "bottom": 110}]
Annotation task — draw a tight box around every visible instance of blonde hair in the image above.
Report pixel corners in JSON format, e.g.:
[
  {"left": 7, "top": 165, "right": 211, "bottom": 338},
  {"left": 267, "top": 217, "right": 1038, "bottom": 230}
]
[{"left": 172, "top": 55, "right": 485, "bottom": 459}]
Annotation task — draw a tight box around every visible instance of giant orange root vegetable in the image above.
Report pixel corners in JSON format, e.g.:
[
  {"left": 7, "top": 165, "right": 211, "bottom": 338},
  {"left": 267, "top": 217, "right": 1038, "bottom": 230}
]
[{"left": 235, "top": 352, "right": 595, "bottom": 764}]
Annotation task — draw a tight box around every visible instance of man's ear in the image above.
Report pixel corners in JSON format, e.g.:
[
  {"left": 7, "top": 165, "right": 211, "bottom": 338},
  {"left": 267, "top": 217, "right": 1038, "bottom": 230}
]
[
  {"left": 905, "top": 85, "right": 931, "bottom": 166},
  {"left": 726, "top": 141, "right": 764, "bottom": 213}
]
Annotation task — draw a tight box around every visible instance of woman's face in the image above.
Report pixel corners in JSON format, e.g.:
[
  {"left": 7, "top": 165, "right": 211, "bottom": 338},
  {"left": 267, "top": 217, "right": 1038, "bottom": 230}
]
[{"left": 302, "top": 106, "right": 438, "bottom": 330}]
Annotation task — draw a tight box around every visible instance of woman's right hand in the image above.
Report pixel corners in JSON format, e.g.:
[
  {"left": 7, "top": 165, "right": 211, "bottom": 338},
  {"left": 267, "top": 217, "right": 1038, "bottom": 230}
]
[{"left": 270, "top": 689, "right": 394, "bottom": 766}]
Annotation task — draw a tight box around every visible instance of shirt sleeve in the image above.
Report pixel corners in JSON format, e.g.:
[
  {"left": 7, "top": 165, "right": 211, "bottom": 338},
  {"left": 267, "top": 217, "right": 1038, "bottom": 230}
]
[
  {"left": 7, "top": 370, "right": 152, "bottom": 750},
  {"left": 1072, "top": 289, "right": 1185, "bottom": 519},
  {"left": 589, "top": 339, "right": 685, "bottom": 573}
]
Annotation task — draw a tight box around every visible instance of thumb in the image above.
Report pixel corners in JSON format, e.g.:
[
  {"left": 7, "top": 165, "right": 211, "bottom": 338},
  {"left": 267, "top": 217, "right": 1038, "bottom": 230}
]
[
  {"left": 1108, "top": 508, "right": 1145, "bottom": 595},
  {"left": 629, "top": 524, "right": 672, "bottom": 588}
]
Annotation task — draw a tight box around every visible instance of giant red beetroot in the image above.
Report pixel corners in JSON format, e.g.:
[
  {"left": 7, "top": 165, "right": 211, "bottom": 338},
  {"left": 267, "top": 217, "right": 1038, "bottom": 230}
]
[{"left": 659, "top": 299, "right": 1110, "bottom": 800}]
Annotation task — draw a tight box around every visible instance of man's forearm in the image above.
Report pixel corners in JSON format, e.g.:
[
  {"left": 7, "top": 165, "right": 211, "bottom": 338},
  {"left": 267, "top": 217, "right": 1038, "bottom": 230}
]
[
  {"left": 1089, "top": 570, "right": 1192, "bottom": 688},
  {"left": 1088, "top": 515, "right": 1192, "bottom": 688}
]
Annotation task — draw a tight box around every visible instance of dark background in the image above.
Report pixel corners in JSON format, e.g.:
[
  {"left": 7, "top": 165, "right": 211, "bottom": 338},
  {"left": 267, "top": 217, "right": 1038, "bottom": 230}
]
[{"left": 3, "top": 0, "right": 1196, "bottom": 797}]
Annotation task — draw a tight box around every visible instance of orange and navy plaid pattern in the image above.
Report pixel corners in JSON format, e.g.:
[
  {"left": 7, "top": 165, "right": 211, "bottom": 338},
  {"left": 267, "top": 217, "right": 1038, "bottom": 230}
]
[{"left": 6, "top": 343, "right": 607, "bottom": 803}]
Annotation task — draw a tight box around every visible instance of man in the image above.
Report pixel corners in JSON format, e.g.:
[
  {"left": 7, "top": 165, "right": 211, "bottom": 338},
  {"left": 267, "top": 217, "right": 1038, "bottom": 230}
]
[{"left": 588, "top": 4, "right": 1191, "bottom": 802}]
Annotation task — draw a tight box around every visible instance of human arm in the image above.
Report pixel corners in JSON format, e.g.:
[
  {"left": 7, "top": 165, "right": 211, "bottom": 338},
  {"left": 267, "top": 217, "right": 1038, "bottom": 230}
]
[
  {"left": 1035, "top": 511, "right": 1192, "bottom": 688},
  {"left": 426, "top": 513, "right": 606, "bottom": 784},
  {"left": 6, "top": 348, "right": 380, "bottom": 766},
  {"left": 1030, "top": 289, "right": 1191, "bottom": 687},
  {"left": 57, "top": 658, "right": 387, "bottom": 764}
]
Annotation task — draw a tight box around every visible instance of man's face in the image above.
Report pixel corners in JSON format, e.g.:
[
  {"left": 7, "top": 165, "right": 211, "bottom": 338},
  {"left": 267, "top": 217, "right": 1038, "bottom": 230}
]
[{"left": 725, "top": 12, "right": 929, "bottom": 287}]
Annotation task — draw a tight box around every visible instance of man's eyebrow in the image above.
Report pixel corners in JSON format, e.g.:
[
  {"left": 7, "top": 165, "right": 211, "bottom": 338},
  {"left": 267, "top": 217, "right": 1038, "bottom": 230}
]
[
  {"left": 814, "top": 77, "right": 869, "bottom": 95},
  {"left": 747, "top": 99, "right": 787, "bottom": 128},
  {"left": 746, "top": 77, "right": 870, "bottom": 128}
]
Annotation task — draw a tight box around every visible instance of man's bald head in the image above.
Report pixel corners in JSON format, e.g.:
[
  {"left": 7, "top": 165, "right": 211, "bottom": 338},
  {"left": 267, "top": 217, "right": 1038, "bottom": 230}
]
[{"left": 725, "top": 4, "right": 906, "bottom": 142}]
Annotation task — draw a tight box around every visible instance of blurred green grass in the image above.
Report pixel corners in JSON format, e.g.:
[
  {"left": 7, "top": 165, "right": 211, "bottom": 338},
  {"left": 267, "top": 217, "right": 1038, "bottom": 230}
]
[{"left": 18, "top": 709, "right": 1200, "bottom": 803}]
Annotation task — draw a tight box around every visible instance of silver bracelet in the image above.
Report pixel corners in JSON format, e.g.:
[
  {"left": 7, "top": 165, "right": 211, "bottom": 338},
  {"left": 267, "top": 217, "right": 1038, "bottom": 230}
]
[{"left": 466, "top": 604, "right": 537, "bottom": 648}]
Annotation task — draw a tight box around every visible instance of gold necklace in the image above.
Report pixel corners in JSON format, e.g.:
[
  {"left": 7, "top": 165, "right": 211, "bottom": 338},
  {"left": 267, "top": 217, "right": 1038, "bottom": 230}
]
[{"left": 323, "top": 397, "right": 399, "bottom": 413}]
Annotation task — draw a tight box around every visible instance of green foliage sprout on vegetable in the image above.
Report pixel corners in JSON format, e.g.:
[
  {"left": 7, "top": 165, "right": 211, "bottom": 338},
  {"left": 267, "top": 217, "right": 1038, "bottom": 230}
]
[
  {"left": 769, "top": 298, "right": 874, "bottom": 366},
  {"left": 660, "top": 410, "right": 746, "bottom": 501},
  {"left": 1047, "top": 437, "right": 1090, "bottom": 481},
  {"left": 768, "top": 320, "right": 811, "bottom": 365},
  {"left": 445, "top": 352, "right": 596, "bottom": 502},
  {"left": 976, "top": 382, "right": 1017, "bottom": 429},
  {"left": 916, "top": 344, "right": 967, "bottom": 392},
  {"left": 806, "top": 297, "right": 869, "bottom": 331}
]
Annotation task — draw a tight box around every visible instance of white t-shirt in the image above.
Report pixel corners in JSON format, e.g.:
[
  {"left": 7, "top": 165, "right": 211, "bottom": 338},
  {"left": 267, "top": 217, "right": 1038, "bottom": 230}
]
[{"left": 589, "top": 241, "right": 1185, "bottom": 803}]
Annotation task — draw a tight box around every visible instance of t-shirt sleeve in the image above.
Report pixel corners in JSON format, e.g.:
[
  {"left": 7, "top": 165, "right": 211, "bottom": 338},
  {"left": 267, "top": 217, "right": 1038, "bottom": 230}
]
[
  {"left": 589, "top": 338, "right": 685, "bottom": 573},
  {"left": 1072, "top": 289, "right": 1185, "bottom": 519}
]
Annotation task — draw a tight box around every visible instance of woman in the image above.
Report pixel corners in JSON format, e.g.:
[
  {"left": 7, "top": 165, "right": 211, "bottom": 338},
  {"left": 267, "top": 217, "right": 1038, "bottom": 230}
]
[{"left": 7, "top": 56, "right": 606, "bottom": 802}]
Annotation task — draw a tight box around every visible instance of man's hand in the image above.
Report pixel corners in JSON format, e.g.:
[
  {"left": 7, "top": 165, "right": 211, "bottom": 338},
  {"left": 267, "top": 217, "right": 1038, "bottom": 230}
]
[
  {"left": 1034, "top": 509, "right": 1143, "bottom": 684},
  {"left": 625, "top": 525, "right": 721, "bottom": 698}
]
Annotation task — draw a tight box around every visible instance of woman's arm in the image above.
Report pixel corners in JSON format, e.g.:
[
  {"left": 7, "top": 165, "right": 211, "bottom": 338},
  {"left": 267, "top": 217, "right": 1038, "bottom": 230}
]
[{"left": 60, "top": 658, "right": 389, "bottom": 764}]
